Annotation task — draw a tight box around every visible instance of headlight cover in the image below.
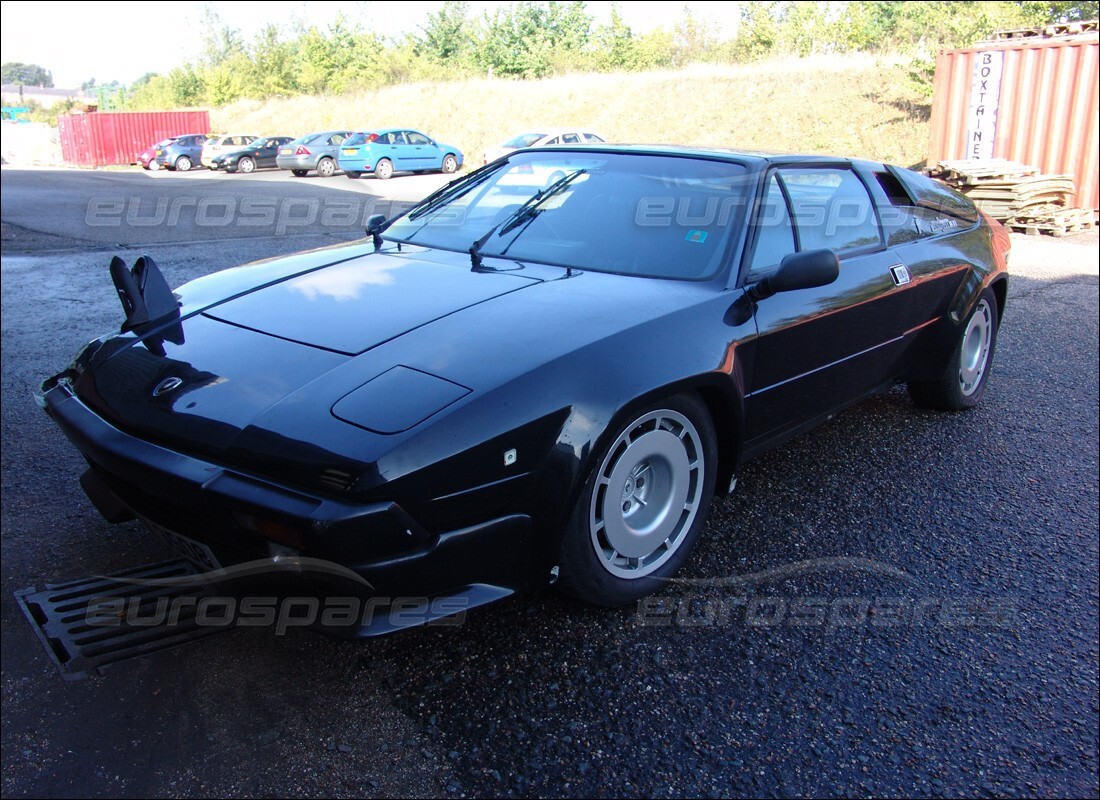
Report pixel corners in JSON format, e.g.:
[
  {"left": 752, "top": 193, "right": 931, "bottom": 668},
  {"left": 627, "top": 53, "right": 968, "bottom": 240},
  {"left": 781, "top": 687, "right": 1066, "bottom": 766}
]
[{"left": 332, "top": 366, "right": 470, "bottom": 434}]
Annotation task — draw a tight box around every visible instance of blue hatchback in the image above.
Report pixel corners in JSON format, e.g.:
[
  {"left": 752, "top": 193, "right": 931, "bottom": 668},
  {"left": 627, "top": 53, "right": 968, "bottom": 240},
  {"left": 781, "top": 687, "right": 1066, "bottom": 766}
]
[{"left": 337, "top": 128, "right": 463, "bottom": 180}]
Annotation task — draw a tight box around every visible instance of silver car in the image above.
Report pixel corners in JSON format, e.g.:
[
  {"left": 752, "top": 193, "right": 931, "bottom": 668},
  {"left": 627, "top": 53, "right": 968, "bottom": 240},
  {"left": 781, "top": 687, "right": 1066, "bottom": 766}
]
[{"left": 275, "top": 130, "right": 355, "bottom": 177}]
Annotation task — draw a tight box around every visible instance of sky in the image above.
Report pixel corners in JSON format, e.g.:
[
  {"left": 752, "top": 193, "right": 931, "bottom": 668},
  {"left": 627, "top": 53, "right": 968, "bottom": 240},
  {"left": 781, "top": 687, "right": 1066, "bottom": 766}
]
[{"left": 0, "top": 1, "right": 741, "bottom": 88}]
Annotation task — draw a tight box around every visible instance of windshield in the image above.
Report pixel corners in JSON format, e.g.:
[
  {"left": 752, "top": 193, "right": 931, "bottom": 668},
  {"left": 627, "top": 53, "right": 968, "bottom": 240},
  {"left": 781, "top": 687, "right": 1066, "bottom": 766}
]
[
  {"left": 503, "top": 133, "right": 546, "bottom": 148},
  {"left": 385, "top": 152, "right": 750, "bottom": 280}
]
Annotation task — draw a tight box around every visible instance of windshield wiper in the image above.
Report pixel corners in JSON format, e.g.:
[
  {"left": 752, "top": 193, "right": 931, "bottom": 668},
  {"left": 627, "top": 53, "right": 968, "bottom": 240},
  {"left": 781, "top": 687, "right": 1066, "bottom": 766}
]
[
  {"left": 406, "top": 162, "right": 503, "bottom": 221},
  {"left": 469, "top": 169, "right": 587, "bottom": 270}
]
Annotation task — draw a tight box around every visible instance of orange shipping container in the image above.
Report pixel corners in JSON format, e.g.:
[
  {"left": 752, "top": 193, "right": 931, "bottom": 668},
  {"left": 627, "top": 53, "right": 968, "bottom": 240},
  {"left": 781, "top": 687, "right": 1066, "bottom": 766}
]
[{"left": 928, "top": 30, "right": 1099, "bottom": 213}]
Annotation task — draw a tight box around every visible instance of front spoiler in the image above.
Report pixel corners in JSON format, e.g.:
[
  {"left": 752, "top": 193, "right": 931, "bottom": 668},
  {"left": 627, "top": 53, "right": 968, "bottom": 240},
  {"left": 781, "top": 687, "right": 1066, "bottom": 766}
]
[{"left": 42, "top": 382, "right": 534, "bottom": 636}]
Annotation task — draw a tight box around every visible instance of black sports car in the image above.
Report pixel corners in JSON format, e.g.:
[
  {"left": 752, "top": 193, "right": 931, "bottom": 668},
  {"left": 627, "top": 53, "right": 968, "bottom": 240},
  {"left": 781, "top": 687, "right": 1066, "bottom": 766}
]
[
  {"left": 210, "top": 136, "right": 295, "bottom": 173},
  {"left": 40, "top": 145, "right": 1010, "bottom": 634}
]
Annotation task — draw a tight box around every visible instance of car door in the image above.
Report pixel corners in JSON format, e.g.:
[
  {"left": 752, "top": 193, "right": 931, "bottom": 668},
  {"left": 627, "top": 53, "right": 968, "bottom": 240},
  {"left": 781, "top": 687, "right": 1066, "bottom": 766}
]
[
  {"left": 743, "top": 166, "right": 916, "bottom": 447},
  {"left": 256, "top": 139, "right": 279, "bottom": 168},
  {"left": 323, "top": 132, "right": 348, "bottom": 161},
  {"left": 405, "top": 130, "right": 440, "bottom": 170},
  {"left": 384, "top": 131, "right": 414, "bottom": 170}
]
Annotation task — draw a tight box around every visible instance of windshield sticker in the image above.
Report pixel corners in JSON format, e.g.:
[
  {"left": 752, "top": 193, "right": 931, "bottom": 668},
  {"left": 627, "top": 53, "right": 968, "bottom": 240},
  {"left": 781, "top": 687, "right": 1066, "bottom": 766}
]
[{"left": 685, "top": 230, "right": 708, "bottom": 243}]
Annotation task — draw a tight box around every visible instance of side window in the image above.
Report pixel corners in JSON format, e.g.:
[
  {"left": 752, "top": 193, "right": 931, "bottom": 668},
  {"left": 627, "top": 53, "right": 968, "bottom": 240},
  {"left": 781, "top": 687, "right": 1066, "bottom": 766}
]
[
  {"left": 562, "top": 133, "right": 580, "bottom": 144},
  {"left": 392, "top": 132, "right": 409, "bottom": 145},
  {"left": 330, "top": 133, "right": 346, "bottom": 145},
  {"left": 780, "top": 168, "right": 881, "bottom": 253},
  {"left": 584, "top": 133, "right": 605, "bottom": 143},
  {"left": 748, "top": 174, "right": 796, "bottom": 274},
  {"left": 406, "top": 131, "right": 430, "bottom": 145},
  {"left": 544, "top": 136, "right": 560, "bottom": 145}
]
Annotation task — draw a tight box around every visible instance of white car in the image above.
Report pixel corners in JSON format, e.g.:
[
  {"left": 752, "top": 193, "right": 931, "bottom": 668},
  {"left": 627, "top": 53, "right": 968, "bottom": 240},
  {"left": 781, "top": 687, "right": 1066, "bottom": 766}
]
[
  {"left": 201, "top": 134, "right": 260, "bottom": 169},
  {"left": 483, "top": 129, "right": 606, "bottom": 165}
]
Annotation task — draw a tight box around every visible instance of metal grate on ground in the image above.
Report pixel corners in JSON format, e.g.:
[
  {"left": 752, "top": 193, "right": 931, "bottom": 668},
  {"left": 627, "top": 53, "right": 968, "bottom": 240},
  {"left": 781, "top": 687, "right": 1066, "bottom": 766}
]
[{"left": 14, "top": 560, "right": 228, "bottom": 680}]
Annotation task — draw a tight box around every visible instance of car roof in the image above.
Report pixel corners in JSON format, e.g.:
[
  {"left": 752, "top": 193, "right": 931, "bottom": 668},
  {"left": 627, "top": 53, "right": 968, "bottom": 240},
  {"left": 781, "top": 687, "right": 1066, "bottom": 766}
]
[
  {"left": 368, "top": 127, "right": 429, "bottom": 134},
  {"left": 531, "top": 128, "right": 601, "bottom": 137},
  {"left": 522, "top": 142, "right": 886, "bottom": 171}
]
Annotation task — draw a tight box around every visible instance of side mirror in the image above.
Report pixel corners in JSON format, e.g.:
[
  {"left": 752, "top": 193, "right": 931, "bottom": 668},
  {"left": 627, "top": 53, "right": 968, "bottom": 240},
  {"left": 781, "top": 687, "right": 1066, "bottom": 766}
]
[
  {"left": 366, "top": 214, "right": 387, "bottom": 250},
  {"left": 748, "top": 248, "right": 839, "bottom": 301}
]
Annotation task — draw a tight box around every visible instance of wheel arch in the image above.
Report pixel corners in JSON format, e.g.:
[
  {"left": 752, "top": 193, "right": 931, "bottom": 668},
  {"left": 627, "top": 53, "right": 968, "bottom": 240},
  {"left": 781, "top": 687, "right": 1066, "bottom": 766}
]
[
  {"left": 559, "top": 372, "right": 745, "bottom": 531},
  {"left": 989, "top": 275, "right": 1008, "bottom": 323}
]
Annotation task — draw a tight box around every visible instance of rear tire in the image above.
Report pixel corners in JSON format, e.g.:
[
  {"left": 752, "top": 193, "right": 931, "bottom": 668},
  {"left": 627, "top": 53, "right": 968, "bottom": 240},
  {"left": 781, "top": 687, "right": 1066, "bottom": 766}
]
[
  {"left": 556, "top": 394, "right": 717, "bottom": 606},
  {"left": 317, "top": 157, "right": 336, "bottom": 177},
  {"left": 291, "top": 169, "right": 308, "bottom": 177},
  {"left": 909, "top": 288, "right": 999, "bottom": 410},
  {"left": 345, "top": 171, "right": 361, "bottom": 179},
  {"left": 375, "top": 158, "right": 393, "bottom": 180},
  {"left": 175, "top": 155, "right": 193, "bottom": 172}
]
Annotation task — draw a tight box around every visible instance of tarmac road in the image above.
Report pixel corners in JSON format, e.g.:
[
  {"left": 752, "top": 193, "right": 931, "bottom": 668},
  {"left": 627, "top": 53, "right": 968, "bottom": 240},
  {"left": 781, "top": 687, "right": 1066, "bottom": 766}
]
[{"left": 2, "top": 167, "right": 1097, "bottom": 798}]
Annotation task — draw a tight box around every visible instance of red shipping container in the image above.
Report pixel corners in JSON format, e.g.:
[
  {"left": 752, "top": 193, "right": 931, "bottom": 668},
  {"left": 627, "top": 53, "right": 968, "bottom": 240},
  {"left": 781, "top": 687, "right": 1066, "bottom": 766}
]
[
  {"left": 928, "top": 29, "right": 1099, "bottom": 213},
  {"left": 58, "top": 110, "right": 211, "bottom": 167}
]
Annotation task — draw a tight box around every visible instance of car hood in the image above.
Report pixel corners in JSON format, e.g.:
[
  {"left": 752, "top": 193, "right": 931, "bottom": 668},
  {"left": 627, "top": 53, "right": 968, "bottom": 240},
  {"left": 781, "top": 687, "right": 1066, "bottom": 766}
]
[
  {"left": 203, "top": 248, "right": 542, "bottom": 355},
  {"left": 70, "top": 246, "right": 549, "bottom": 458},
  {"left": 66, "top": 242, "right": 721, "bottom": 492}
]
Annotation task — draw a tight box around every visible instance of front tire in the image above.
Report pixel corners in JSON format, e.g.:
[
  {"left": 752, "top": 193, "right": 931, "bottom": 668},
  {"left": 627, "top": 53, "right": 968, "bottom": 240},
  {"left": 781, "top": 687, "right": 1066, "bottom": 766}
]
[
  {"left": 909, "top": 288, "right": 999, "bottom": 410},
  {"left": 237, "top": 156, "right": 255, "bottom": 174},
  {"left": 291, "top": 169, "right": 308, "bottom": 177},
  {"left": 441, "top": 154, "right": 458, "bottom": 174},
  {"left": 345, "top": 171, "right": 361, "bottom": 179},
  {"left": 556, "top": 394, "right": 717, "bottom": 606}
]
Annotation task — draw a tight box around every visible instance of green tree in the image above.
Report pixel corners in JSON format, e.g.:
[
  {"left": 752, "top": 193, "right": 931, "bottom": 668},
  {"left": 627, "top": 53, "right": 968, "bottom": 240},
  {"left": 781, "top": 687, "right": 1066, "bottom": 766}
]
[
  {"left": 671, "top": 6, "right": 718, "bottom": 65},
  {"left": 476, "top": 2, "right": 594, "bottom": 78},
  {"left": 2, "top": 62, "right": 53, "bottom": 87},
  {"left": 419, "top": 1, "right": 474, "bottom": 64},
  {"left": 596, "top": 3, "right": 641, "bottom": 70}
]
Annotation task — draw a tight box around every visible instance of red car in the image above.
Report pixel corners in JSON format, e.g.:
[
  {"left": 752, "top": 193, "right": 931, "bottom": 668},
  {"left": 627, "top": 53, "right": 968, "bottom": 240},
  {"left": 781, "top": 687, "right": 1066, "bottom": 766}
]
[{"left": 136, "top": 139, "right": 172, "bottom": 170}]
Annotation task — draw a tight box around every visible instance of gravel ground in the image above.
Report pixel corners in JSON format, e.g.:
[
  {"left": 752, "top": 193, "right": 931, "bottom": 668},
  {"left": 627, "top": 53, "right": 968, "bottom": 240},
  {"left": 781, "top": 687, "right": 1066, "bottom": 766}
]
[{"left": 2, "top": 169, "right": 1097, "bottom": 797}]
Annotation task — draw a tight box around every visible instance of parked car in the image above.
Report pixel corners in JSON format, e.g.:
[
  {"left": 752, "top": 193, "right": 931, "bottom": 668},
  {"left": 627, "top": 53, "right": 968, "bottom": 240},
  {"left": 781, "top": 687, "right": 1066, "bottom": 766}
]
[
  {"left": 136, "top": 138, "right": 173, "bottom": 170},
  {"left": 40, "top": 145, "right": 1009, "bottom": 635},
  {"left": 483, "top": 129, "right": 605, "bottom": 164},
  {"left": 209, "top": 136, "right": 295, "bottom": 173},
  {"left": 275, "top": 131, "right": 354, "bottom": 177},
  {"left": 153, "top": 134, "right": 209, "bottom": 172},
  {"left": 338, "top": 128, "right": 463, "bottom": 179},
  {"left": 201, "top": 134, "right": 260, "bottom": 169}
]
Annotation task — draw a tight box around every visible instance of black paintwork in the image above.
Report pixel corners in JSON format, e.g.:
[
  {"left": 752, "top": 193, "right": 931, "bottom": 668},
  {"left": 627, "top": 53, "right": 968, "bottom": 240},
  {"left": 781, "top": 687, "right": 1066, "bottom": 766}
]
[
  {"left": 212, "top": 136, "right": 295, "bottom": 172},
  {"left": 41, "top": 146, "right": 1010, "bottom": 635}
]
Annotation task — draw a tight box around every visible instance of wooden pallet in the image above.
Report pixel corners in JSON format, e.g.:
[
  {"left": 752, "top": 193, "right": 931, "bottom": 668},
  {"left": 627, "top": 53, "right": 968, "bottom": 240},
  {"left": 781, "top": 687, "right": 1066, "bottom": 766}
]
[
  {"left": 1007, "top": 207, "right": 1097, "bottom": 237},
  {"left": 931, "top": 159, "right": 1039, "bottom": 185}
]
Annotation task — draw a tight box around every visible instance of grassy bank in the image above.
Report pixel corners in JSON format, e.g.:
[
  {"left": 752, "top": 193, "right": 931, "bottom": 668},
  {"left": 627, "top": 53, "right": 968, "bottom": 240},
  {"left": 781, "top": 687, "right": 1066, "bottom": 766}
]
[{"left": 211, "top": 54, "right": 931, "bottom": 170}]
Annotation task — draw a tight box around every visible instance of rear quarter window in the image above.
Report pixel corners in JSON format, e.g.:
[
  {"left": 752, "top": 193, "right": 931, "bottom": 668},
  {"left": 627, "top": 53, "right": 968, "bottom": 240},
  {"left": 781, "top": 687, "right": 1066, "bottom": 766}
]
[{"left": 781, "top": 167, "right": 881, "bottom": 253}]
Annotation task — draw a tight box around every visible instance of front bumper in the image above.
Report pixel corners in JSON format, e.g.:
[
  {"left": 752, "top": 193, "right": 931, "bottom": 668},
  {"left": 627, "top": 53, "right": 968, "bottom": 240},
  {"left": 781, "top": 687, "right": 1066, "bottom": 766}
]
[{"left": 41, "top": 381, "right": 533, "bottom": 635}]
